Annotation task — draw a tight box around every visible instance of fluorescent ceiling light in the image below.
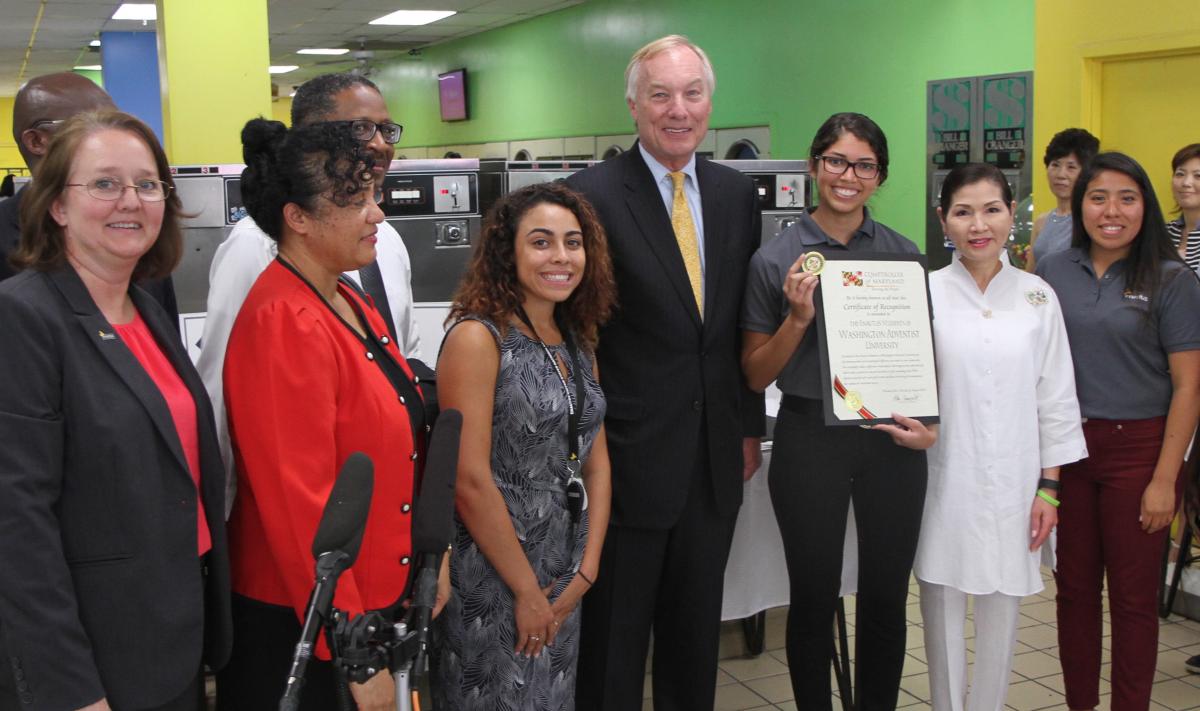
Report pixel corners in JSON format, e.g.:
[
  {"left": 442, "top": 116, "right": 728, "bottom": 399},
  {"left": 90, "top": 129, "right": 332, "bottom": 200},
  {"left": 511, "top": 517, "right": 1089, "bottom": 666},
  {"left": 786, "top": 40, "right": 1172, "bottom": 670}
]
[
  {"left": 369, "top": 10, "right": 456, "bottom": 25},
  {"left": 112, "top": 4, "right": 156, "bottom": 21},
  {"left": 75, "top": 65, "right": 102, "bottom": 71},
  {"left": 269, "top": 65, "right": 299, "bottom": 74},
  {"left": 298, "top": 48, "right": 350, "bottom": 55},
  {"left": 89, "top": 39, "right": 101, "bottom": 47}
]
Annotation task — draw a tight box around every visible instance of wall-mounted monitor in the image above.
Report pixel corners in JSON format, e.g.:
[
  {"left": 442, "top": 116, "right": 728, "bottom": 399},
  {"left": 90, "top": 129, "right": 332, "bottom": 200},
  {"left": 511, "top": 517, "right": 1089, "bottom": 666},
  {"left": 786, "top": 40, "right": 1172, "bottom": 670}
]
[{"left": 438, "top": 68, "right": 468, "bottom": 122}]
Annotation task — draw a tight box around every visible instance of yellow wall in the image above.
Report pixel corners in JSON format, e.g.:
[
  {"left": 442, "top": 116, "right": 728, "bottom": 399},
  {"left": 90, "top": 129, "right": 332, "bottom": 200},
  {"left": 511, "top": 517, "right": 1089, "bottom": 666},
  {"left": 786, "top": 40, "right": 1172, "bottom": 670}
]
[
  {"left": 271, "top": 96, "right": 292, "bottom": 127},
  {"left": 0, "top": 97, "right": 22, "bottom": 173},
  {"left": 1034, "top": 0, "right": 1200, "bottom": 212},
  {"left": 155, "top": 0, "right": 272, "bottom": 164}
]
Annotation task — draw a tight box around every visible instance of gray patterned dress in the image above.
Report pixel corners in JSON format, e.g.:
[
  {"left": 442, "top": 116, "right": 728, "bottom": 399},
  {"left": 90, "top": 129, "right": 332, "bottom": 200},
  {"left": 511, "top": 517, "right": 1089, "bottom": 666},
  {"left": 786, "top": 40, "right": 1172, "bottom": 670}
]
[{"left": 432, "top": 316, "right": 605, "bottom": 711}]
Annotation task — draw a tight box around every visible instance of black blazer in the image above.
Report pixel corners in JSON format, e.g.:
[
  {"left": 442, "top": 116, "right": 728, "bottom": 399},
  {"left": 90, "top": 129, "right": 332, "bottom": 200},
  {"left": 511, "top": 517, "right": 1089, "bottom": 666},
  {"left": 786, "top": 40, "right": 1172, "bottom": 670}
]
[
  {"left": 567, "top": 148, "right": 763, "bottom": 528},
  {"left": 0, "top": 265, "right": 231, "bottom": 710}
]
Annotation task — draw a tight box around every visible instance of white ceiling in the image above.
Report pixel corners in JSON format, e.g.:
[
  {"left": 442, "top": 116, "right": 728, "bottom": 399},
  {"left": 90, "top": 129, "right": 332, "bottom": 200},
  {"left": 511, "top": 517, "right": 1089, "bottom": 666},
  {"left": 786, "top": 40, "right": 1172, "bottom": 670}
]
[{"left": 0, "top": 0, "right": 583, "bottom": 97}]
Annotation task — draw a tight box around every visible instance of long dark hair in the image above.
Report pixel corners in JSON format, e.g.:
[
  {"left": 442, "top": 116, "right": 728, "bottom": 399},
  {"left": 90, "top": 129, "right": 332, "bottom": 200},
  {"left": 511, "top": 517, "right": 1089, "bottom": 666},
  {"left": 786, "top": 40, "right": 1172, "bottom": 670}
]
[
  {"left": 1070, "top": 151, "right": 1185, "bottom": 298},
  {"left": 448, "top": 182, "right": 616, "bottom": 351}
]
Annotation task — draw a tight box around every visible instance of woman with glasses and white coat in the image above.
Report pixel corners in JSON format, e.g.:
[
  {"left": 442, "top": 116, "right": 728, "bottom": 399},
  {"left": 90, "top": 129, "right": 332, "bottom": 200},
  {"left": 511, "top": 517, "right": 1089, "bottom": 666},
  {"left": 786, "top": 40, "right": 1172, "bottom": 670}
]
[
  {"left": 916, "top": 162, "right": 1086, "bottom": 711},
  {"left": 741, "top": 112, "right": 936, "bottom": 711}
]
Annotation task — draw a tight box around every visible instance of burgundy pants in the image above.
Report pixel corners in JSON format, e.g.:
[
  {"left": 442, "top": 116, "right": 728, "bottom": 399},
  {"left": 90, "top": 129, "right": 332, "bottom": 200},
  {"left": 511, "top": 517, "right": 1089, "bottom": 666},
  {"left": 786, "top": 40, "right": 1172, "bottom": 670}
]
[{"left": 1055, "top": 416, "right": 1177, "bottom": 711}]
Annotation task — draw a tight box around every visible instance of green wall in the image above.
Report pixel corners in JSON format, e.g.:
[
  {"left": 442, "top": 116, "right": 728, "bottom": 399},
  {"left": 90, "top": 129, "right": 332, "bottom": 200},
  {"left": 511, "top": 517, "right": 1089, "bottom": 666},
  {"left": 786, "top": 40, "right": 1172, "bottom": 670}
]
[{"left": 373, "top": 0, "right": 1034, "bottom": 249}]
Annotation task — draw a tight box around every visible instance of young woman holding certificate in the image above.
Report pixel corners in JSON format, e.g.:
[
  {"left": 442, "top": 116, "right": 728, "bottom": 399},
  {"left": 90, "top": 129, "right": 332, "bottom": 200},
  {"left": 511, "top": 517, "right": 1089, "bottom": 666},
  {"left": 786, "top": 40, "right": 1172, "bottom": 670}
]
[
  {"left": 916, "top": 163, "right": 1087, "bottom": 711},
  {"left": 1036, "top": 152, "right": 1200, "bottom": 711},
  {"left": 740, "top": 112, "right": 935, "bottom": 711}
]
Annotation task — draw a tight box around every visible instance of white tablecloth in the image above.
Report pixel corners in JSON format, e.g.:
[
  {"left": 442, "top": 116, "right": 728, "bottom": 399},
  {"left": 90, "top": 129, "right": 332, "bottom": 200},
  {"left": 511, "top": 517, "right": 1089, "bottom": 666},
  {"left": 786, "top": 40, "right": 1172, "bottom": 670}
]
[{"left": 720, "top": 446, "right": 859, "bottom": 621}]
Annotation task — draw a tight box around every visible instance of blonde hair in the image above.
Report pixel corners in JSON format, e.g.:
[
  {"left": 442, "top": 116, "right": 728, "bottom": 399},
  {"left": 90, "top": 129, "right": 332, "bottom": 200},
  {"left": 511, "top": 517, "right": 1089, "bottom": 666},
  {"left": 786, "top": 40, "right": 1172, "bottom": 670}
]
[{"left": 624, "top": 35, "right": 715, "bottom": 103}]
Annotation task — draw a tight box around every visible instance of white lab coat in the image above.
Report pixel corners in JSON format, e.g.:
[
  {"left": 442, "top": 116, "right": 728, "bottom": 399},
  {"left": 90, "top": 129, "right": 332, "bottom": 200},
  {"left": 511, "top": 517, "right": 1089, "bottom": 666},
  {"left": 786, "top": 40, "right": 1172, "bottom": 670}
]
[
  {"left": 914, "top": 259, "right": 1087, "bottom": 595},
  {"left": 195, "top": 216, "right": 421, "bottom": 517}
]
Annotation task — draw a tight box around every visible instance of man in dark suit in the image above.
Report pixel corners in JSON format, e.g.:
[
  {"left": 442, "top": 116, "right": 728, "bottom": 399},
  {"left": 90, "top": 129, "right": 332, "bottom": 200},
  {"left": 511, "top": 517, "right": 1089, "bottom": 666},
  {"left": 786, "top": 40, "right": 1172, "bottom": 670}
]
[
  {"left": 1, "top": 72, "right": 178, "bottom": 324},
  {"left": 567, "top": 35, "right": 763, "bottom": 711}
]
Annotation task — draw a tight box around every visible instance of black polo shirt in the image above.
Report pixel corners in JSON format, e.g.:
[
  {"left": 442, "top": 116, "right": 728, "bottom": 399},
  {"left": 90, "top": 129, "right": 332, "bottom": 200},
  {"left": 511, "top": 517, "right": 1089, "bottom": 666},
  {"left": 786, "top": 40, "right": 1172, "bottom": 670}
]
[
  {"left": 1036, "top": 247, "right": 1200, "bottom": 419},
  {"left": 741, "top": 208, "right": 920, "bottom": 399}
]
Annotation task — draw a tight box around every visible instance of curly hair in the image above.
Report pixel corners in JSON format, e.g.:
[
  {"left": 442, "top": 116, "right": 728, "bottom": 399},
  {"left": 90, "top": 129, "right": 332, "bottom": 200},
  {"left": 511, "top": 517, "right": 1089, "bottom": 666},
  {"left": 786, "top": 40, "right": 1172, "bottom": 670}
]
[
  {"left": 239, "top": 118, "right": 374, "bottom": 240},
  {"left": 448, "top": 182, "right": 616, "bottom": 351},
  {"left": 12, "top": 110, "right": 182, "bottom": 281}
]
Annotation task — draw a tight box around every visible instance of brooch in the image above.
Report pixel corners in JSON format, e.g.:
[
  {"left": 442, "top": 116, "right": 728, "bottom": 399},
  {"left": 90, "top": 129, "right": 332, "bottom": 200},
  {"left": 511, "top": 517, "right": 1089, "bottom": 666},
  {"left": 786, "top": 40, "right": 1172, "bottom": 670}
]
[{"left": 1025, "top": 289, "right": 1049, "bottom": 306}]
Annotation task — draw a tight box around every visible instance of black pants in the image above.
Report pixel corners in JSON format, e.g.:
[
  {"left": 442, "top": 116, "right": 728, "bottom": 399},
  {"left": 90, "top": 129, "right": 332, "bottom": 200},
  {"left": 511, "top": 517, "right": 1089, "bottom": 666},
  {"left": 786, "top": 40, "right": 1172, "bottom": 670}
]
[
  {"left": 771, "top": 397, "right": 927, "bottom": 711},
  {"left": 575, "top": 447, "right": 736, "bottom": 711},
  {"left": 0, "top": 668, "right": 203, "bottom": 711},
  {"left": 215, "top": 594, "right": 340, "bottom": 711}
]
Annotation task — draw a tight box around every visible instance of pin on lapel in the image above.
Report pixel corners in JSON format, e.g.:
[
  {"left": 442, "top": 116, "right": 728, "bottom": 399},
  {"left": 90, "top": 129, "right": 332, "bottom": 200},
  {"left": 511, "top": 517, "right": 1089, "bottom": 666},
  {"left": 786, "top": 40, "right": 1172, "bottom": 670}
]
[{"left": 98, "top": 329, "right": 116, "bottom": 341}]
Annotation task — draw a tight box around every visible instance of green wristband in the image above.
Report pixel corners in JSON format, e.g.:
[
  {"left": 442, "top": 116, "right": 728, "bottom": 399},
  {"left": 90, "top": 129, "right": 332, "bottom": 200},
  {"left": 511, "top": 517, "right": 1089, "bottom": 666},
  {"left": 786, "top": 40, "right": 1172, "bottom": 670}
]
[{"left": 1037, "top": 489, "right": 1061, "bottom": 508}]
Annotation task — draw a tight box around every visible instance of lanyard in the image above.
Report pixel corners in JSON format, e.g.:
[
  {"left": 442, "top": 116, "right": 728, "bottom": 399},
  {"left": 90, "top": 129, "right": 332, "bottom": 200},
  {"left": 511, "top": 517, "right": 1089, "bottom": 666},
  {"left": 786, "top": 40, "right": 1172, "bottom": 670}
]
[{"left": 514, "top": 306, "right": 585, "bottom": 471}]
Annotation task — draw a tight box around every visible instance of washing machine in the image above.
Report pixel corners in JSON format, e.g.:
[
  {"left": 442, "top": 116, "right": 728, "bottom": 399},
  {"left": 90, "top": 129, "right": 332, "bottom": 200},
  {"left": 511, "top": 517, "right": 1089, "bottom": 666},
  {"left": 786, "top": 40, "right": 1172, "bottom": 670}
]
[{"left": 170, "top": 163, "right": 246, "bottom": 357}]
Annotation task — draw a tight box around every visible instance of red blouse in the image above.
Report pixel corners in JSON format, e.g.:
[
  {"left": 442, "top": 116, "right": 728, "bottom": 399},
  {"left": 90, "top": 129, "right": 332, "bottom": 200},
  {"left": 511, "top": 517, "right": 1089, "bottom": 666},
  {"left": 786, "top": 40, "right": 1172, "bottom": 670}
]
[
  {"left": 224, "top": 261, "right": 419, "bottom": 655},
  {"left": 114, "top": 311, "right": 212, "bottom": 556}
]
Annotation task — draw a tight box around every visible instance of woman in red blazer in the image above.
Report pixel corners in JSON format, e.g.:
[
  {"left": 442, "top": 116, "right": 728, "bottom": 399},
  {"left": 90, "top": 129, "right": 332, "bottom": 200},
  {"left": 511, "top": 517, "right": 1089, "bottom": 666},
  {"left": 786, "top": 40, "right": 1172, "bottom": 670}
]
[{"left": 217, "top": 119, "right": 436, "bottom": 710}]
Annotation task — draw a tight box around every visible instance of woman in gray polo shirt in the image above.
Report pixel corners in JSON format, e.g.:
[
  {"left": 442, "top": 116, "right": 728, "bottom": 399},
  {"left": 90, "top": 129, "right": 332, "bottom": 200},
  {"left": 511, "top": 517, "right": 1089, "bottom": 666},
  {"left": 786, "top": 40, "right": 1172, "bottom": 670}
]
[
  {"left": 1036, "top": 152, "right": 1200, "bottom": 711},
  {"left": 741, "top": 112, "right": 935, "bottom": 711}
]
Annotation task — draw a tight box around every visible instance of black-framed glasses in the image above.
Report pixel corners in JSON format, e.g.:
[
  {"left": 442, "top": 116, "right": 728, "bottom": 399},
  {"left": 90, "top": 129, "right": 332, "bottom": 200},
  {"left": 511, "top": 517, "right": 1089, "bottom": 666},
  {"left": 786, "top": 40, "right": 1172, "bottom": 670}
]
[
  {"left": 29, "top": 119, "right": 65, "bottom": 132},
  {"left": 66, "top": 177, "right": 172, "bottom": 202},
  {"left": 348, "top": 119, "right": 403, "bottom": 144},
  {"left": 815, "top": 155, "right": 881, "bottom": 180}
]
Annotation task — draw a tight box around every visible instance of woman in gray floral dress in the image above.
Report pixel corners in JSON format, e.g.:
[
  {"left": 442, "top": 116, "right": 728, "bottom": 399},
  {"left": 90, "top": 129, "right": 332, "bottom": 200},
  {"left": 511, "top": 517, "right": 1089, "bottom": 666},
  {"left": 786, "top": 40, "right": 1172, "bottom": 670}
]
[{"left": 433, "top": 182, "right": 616, "bottom": 710}]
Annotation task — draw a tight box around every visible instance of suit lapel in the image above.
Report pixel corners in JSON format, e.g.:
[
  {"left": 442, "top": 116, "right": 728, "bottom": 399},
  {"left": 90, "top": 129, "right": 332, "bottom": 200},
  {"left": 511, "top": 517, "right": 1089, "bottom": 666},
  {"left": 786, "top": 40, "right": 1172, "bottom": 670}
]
[
  {"left": 621, "top": 149, "right": 703, "bottom": 328},
  {"left": 697, "top": 158, "right": 726, "bottom": 327},
  {"left": 48, "top": 266, "right": 191, "bottom": 476}
]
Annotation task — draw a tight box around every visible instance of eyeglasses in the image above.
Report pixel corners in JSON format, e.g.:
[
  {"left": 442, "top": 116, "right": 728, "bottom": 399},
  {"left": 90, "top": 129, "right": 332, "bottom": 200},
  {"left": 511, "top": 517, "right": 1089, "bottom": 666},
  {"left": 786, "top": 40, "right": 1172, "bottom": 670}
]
[
  {"left": 29, "top": 119, "right": 65, "bottom": 132},
  {"left": 66, "top": 177, "right": 172, "bottom": 202},
  {"left": 815, "top": 155, "right": 881, "bottom": 180},
  {"left": 347, "top": 119, "right": 403, "bottom": 145}
]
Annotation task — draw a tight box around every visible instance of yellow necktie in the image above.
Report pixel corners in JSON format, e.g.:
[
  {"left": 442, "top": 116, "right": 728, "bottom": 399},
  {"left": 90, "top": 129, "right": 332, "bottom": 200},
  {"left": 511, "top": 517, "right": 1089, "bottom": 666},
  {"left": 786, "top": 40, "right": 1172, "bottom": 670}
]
[{"left": 669, "top": 171, "right": 703, "bottom": 315}]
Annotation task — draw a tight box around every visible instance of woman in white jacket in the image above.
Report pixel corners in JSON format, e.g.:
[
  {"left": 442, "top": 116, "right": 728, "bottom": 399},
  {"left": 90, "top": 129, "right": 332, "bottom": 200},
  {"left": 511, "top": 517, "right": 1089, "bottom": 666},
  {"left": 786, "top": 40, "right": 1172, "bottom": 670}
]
[{"left": 916, "top": 162, "right": 1088, "bottom": 711}]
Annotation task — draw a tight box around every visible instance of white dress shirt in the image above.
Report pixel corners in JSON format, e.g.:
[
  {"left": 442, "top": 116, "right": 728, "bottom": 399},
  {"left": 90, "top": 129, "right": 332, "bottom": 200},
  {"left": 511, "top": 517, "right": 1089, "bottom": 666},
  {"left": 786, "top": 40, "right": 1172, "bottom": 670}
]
[
  {"left": 195, "top": 215, "right": 421, "bottom": 516},
  {"left": 914, "top": 259, "right": 1087, "bottom": 596}
]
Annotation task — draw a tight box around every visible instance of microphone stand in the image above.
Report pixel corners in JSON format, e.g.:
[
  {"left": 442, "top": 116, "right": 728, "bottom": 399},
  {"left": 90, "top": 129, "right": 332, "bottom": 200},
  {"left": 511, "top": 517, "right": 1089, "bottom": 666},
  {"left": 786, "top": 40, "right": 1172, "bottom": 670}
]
[{"left": 279, "top": 550, "right": 353, "bottom": 711}]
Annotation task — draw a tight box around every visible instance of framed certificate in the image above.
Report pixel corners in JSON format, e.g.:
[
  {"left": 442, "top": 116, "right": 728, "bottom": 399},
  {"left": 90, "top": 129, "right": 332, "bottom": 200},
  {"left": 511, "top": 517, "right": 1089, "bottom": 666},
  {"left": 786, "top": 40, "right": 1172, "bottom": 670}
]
[{"left": 813, "top": 253, "right": 939, "bottom": 427}]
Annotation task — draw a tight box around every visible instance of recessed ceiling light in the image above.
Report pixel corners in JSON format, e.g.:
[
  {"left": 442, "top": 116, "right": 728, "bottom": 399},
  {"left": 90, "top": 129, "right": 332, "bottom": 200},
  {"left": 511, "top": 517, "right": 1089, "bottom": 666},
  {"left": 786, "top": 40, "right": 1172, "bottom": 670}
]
[
  {"left": 74, "top": 65, "right": 102, "bottom": 71},
  {"left": 269, "top": 65, "right": 299, "bottom": 74},
  {"left": 297, "top": 48, "right": 350, "bottom": 55},
  {"left": 112, "top": 4, "right": 156, "bottom": 21},
  {"left": 89, "top": 39, "right": 101, "bottom": 47},
  {"left": 369, "top": 10, "right": 456, "bottom": 25}
]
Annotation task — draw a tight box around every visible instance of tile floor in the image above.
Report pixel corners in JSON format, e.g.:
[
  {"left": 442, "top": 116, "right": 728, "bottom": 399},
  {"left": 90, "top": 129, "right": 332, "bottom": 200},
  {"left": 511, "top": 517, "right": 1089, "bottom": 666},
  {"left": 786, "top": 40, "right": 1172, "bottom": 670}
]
[{"left": 641, "top": 572, "right": 1200, "bottom": 711}]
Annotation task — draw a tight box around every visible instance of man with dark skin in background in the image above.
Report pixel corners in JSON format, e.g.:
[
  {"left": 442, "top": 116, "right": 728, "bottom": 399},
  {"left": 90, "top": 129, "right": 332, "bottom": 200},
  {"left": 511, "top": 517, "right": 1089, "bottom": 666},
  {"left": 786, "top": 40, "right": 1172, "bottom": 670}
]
[{"left": 1, "top": 71, "right": 178, "bottom": 321}]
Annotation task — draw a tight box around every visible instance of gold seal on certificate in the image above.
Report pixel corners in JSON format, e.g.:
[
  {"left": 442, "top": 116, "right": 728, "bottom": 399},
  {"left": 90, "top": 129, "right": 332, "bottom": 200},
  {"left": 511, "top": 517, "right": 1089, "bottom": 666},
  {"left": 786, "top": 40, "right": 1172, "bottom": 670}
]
[
  {"left": 801, "top": 251, "right": 826, "bottom": 275},
  {"left": 813, "top": 253, "right": 940, "bottom": 427}
]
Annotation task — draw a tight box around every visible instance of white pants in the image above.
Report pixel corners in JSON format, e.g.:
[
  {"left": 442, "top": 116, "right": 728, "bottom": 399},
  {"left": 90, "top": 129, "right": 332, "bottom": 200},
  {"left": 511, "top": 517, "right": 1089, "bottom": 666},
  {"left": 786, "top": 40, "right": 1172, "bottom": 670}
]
[{"left": 918, "top": 580, "right": 1021, "bottom": 711}]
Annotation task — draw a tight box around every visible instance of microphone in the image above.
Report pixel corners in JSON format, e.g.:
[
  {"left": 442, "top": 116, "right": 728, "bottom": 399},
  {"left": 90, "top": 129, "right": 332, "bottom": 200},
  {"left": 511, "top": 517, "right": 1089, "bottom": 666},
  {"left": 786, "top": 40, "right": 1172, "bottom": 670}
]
[
  {"left": 405, "top": 410, "right": 462, "bottom": 695},
  {"left": 280, "top": 452, "right": 375, "bottom": 711},
  {"left": 412, "top": 409, "right": 462, "bottom": 556}
]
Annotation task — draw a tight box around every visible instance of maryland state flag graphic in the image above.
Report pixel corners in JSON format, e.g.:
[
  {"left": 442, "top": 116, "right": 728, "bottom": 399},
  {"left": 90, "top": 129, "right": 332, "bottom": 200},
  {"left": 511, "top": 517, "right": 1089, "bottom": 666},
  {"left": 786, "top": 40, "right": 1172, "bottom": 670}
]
[{"left": 842, "top": 271, "right": 864, "bottom": 287}]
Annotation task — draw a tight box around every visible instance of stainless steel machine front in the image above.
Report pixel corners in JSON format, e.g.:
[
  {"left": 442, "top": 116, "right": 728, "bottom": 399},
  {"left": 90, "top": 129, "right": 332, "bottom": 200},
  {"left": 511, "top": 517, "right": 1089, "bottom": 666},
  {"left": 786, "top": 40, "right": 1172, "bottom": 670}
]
[
  {"left": 380, "top": 158, "right": 481, "bottom": 355},
  {"left": 715, "top": 159, "right": 811, "bottom": 244},
  {"left": 171, "top": 163, "right": 246, "bottom": 355}
]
